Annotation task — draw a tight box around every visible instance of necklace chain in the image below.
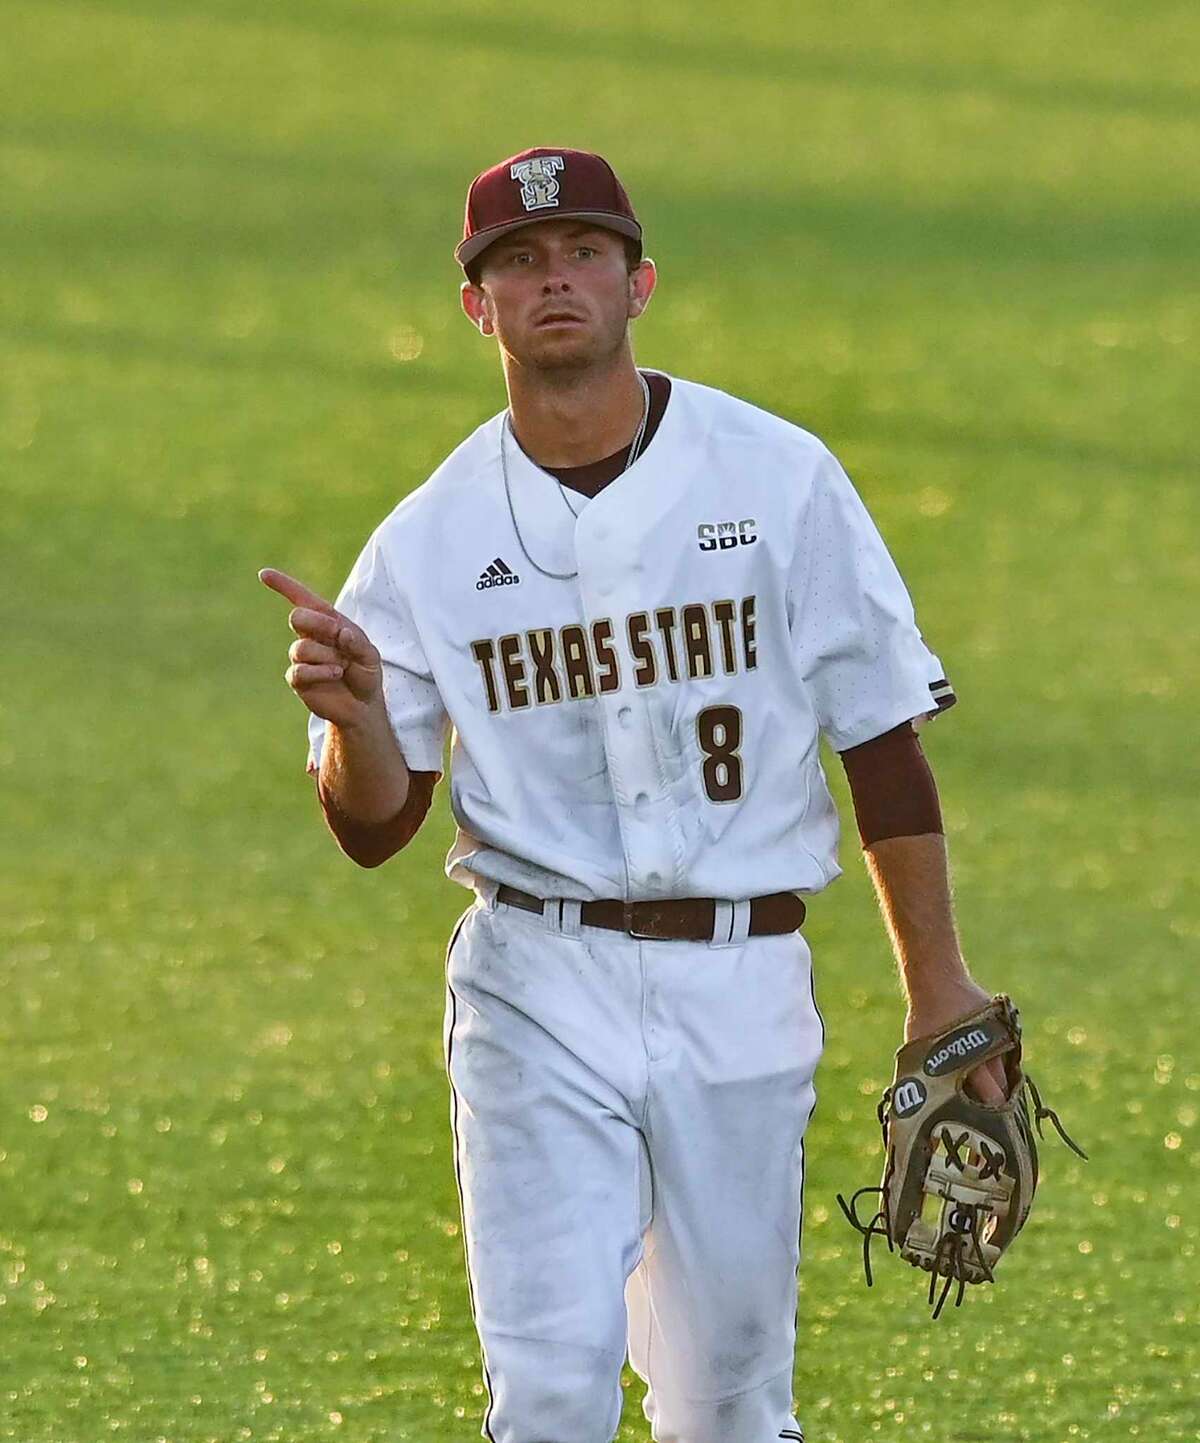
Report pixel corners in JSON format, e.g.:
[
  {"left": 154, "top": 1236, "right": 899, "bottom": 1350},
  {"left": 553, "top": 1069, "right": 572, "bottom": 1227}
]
[{"left": 501, "top": 371, "right": 651, "bottom": 582}]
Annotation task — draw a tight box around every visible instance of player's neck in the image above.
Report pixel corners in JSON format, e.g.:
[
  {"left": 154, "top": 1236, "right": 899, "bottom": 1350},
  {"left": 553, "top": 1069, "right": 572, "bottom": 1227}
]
[{"left": 504, "top": 351, "right": 646, "bottom": 469}]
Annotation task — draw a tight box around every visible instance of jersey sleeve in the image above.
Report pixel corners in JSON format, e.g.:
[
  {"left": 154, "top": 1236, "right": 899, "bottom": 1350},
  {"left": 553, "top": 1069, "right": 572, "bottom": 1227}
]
[
  {"left": 792, "top": 450, "right": 955, "bottom": 753},
  {"left": 306, "top": 528, "right": 450, "bottom": 776}
]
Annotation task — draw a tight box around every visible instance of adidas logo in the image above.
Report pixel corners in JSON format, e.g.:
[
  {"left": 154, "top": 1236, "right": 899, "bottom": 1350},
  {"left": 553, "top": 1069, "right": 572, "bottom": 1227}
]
[{"left": 476, "top": 557, "right": 521, "bottom": 591}]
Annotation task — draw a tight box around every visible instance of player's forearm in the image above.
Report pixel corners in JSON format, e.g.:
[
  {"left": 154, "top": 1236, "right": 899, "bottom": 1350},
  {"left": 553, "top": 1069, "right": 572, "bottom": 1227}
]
[
  {"left": 863, "top": 832, "right": 971, "bottom": 1005},
  {"left": 316, "top": 713, "right": 432, "bottom": 868},
  {"left": 318, "top": 707, "right": 412, "bottom": 824}
]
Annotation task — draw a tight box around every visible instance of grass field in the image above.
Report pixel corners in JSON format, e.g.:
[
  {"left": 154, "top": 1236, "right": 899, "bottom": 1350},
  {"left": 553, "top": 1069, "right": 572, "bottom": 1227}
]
[{"left": 2, "top": 1, "right": 1198, "bottom": 1438}]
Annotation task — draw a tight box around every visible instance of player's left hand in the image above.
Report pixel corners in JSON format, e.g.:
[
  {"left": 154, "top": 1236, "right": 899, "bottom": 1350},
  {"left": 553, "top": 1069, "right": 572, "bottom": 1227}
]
[
  {"left": 837, "top": 992, "right": 1085, "bottom": 1317},
  {"left": 905, "top": 976, "right": 1009, "bottom": 1106}
]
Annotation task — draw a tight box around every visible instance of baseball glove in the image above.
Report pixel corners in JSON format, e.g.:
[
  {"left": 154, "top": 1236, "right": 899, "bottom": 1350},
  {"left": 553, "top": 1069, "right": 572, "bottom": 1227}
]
[{"left": 836, "top": 995, "right": 1086, "bottom": 1318}]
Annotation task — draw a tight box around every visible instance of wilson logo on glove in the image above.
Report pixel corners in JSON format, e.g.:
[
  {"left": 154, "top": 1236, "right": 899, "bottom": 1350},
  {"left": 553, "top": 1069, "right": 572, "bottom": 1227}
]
[
  {"left": 924, "top": 1024, "right": 994, "bottom": 1076},
  {"left": 890, "top": 1078, "right": 927, "bottom": 1118}
]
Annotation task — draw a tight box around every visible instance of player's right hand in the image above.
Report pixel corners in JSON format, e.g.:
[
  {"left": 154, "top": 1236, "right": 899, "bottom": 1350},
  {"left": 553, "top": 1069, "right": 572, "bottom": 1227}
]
[{"left": 259, "top": 568, "right": 385, "bottom": 729}]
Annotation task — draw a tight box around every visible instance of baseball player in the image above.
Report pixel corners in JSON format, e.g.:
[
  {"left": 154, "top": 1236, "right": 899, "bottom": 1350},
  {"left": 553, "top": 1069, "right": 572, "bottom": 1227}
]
[{"left": 261, "top": 147, "right": 1009, "bottom": 1443}]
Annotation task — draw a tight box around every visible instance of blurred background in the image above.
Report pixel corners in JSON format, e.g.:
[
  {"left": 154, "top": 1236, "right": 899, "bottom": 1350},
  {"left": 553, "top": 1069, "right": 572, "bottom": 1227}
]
[{"left": 2, "top": 1, "right": 1196, "bottom": 1438}]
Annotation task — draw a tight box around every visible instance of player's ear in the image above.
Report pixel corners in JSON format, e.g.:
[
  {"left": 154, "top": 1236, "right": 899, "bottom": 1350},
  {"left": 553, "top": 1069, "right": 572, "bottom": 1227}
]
[
  {"left": 461, "top": 281, "right": 494, "bottom": 337},
  {"left": 627, "top": 257, "right": 657, "bottom": 320}
]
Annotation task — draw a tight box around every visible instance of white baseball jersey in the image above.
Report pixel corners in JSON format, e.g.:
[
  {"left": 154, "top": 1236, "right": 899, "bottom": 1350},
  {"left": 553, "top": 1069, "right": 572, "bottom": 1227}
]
[{"left": 307, "top": 373, "right": 951, "bottom": 903}]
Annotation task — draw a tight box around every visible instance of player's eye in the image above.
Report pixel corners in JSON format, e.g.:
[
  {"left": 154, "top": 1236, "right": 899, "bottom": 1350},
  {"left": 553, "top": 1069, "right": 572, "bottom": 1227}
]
[{"left": 575, "top": 246, "right": 597, "bottom": 258}]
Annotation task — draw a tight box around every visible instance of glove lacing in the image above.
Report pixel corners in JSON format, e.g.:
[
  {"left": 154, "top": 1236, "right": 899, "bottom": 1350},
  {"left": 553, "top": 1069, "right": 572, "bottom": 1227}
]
[{"left": 835, "top": 1073, "right": 1086, "bottom": 1317}]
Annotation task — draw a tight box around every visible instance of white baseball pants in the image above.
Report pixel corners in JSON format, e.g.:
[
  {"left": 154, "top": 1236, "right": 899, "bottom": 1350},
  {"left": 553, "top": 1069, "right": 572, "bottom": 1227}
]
[{"left": 442, "top": 894, "right": 823, "bottom": 1443}]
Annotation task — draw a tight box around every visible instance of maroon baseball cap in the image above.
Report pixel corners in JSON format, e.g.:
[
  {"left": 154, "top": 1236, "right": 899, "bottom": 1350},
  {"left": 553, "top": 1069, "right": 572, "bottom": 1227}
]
[{"left": 455, "top": 147, "right": 643, "bottom": 271}]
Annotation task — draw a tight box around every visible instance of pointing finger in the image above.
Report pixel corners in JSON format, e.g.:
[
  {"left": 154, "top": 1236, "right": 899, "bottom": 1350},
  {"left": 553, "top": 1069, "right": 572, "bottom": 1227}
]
[{"left": 260, "top": 568, "right": 337, "bottom": 613}]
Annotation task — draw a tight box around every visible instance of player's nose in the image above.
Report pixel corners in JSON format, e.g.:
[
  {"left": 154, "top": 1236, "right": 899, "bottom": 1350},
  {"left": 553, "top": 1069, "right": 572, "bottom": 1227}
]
[{"left": 540, "top": 254, "right": 573, "bottom": 291}]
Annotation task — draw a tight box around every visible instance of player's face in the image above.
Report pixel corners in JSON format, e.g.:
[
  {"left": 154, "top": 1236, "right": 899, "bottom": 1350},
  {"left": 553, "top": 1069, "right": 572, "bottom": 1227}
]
[{"left": 464, "top": 221, "right": 647, "bottom": 373}]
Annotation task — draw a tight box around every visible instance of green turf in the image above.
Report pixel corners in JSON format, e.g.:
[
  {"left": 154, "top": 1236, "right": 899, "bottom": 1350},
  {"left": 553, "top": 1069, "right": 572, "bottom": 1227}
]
[{"left": 2, "top": 0, "right": 1197, "bottom": 1438}]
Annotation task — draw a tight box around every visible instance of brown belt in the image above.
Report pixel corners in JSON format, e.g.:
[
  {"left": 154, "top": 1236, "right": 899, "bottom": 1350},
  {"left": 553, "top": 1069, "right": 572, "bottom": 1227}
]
[{"left": 495, "top": 884, "right": 806, "bottom": 942}]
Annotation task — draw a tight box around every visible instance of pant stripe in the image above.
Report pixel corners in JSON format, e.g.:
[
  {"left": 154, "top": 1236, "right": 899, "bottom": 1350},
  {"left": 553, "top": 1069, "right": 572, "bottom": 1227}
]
[
  {"left": 787, "top": 952, "right": 825, "bottom": 1437},
  {"left": 444, "top": 907, "right": 497, "bottom": 1442}
]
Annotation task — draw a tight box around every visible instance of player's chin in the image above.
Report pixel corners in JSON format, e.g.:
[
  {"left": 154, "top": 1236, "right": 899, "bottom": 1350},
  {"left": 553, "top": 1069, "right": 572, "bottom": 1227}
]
[{"left": 524, "top": 332, "right": 598, "bottom": 369}]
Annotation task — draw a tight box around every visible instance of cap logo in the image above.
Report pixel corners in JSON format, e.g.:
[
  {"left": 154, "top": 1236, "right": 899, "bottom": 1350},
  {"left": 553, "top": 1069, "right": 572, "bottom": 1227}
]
[{"left": 510, "top": 155, "right": 565, "bottom": 212}]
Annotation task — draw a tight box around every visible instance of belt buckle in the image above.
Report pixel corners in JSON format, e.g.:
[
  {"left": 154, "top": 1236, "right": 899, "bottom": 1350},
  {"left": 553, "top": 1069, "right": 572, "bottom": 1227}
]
[{"left": 622, "top": 900, "right": 662, "bottom": 941}]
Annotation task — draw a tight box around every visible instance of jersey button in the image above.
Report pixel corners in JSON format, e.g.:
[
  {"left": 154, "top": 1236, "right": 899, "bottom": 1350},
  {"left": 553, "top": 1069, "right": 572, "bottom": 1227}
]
[{"left": 617, "top": 705, "right": 632, "bottom": 726}]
